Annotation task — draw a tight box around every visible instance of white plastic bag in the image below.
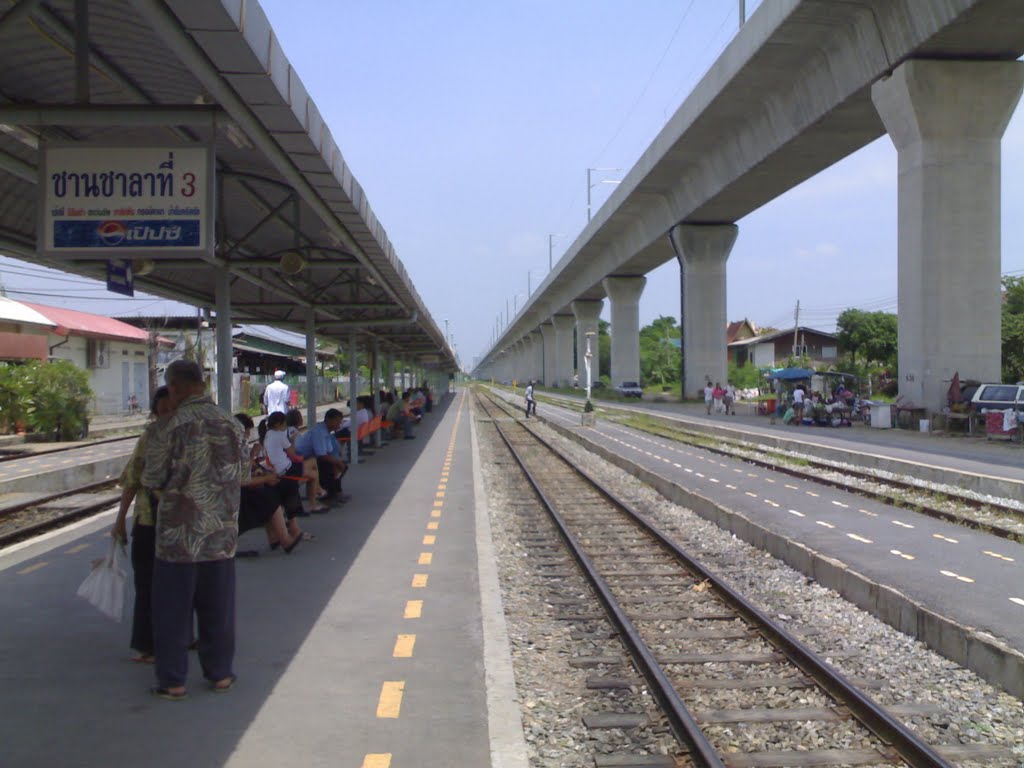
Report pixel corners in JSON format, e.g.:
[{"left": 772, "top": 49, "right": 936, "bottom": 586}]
[{"left": 76, "top": 539, "right": 129, "bottom": 622}]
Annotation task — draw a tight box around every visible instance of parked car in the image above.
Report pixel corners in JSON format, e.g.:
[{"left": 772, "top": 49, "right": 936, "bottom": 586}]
[
  {"left": 616, "top": 381, "right": 643, "bottom": 398},
  {"left": 970, "top": 383, "right": 1024, "bottom": 411}
]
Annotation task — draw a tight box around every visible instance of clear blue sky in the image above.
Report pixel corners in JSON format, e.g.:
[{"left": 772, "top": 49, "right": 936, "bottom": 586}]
[{"left": 2, "top": 0, "right": 1022, "bottom": 370}]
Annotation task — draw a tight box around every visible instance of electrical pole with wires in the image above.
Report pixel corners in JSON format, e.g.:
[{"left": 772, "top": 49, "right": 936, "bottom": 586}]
[{"left": 792, "top": 300, "right": 801, "bottom": 357}]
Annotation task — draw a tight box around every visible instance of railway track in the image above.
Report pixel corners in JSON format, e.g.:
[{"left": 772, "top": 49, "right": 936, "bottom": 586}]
[
  {"left": 0, "top": 481, "right": 121, "bottom": 548},
  {"left": 520, "top": 389, "right": 1024, "bottom": 543},
  {"left": 475, "top": 389, "right": 1011, "bottom": 767},
  {"left": 0, "top": 433, "right": 138, "bottom": 464}
]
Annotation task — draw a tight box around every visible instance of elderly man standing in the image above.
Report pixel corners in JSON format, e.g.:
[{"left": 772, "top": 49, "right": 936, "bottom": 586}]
[
  {"left": 295, "top": 407, "right": 349, "bottom": 504},
  {"left": 263, "top": 370, "right": 290, "bottom": 415},
  {"left": 143, "top": 360, "right": 247, "bottom": 700}
]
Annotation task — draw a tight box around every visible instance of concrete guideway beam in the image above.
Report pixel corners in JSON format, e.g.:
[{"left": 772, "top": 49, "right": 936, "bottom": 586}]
[
  {"left": 572, "top": 299, "right": 604, "bottom": 387},
  {"left": 669, "top": 224, "right": 737, "bottom": 398},
  {"left": 602, "top": 276, "right": 646, "bottom": 387},
  {"left": 539, "top": 322, "right": 555, "bottom": 387},
  {"left": 872, "top": 59, "right": 1024, "bottom": 412},
  {"left": 551, "top": 315, "right": 575, "bottom": 388}
]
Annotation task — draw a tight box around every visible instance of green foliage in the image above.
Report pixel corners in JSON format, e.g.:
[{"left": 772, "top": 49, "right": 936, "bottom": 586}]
[
  {"left": 836, "top": 309, "right": 897, "bottom": 368},
  {"left": 0, "top": 363, "right": 30, "bottom": 432},
  {"left": 19, "top": 360, "right": 92, "bottom": 440},
  {"left": 1002, "top": 276, "right": 1024, "bottom": 383},
  {"left": 584, "top": 399, "right": 594, "bottom": 413},
  {"left": 727, "top": 361, "right": 762, "bottom": 390},
  {"left": 639, "top": 315, "right": 681, "bottom": 387},
  {"left": 598, "top": 319, "right": 610, "bottom": 379}
]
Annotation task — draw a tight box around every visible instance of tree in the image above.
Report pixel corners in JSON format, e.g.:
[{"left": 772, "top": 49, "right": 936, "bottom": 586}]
[
  {"left": 639, "top": 315, "right": 681, "bottom": 386},
  {"left": 836, "top": 309, "right": 897, "bottom": 368},
  {"left": 597, "top": 319, "right": 610, "bottom": 380},
  {"left": 1002, "top": 276, "right": 1024, "bottom": 383}
]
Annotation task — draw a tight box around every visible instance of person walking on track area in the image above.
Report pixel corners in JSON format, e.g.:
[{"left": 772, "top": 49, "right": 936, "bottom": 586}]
[
  {"left": 525, "top": 380, "right": 537, "bottom": 418},
  {"left": 263, "top": 370, "right": 290, "bottom": 415},
  {"left": 143, "top": 359, "right": 247, "bottom": 701}
]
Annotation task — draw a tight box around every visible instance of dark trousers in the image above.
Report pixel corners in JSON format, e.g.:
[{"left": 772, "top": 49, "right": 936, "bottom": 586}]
[
  {"left": 316, "top": 456, "right": 343, "bottom": 495},
  {"left": 129, "top": 521, "right": 155, "bottom": 655},
  {"left": 525, "top": 399, "right": 536, "bottom": 417},
  {"left": 152, "top": 558, "right": 235, "bottom": 688}
]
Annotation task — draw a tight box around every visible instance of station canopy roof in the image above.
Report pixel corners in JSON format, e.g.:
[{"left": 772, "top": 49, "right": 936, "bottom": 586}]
[{"left": 0, "top": 0, "right": 455, "bottom": 371}]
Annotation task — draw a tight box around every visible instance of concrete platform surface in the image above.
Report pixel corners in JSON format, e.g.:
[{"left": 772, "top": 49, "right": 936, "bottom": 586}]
[{"left": 0, "top": 389, "right": 525, "bottom": 768}]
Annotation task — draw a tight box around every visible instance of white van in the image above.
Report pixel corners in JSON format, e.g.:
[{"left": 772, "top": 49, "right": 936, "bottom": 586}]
[{"left": 970, "top": 383, "right": 1024, "bottom": 411}]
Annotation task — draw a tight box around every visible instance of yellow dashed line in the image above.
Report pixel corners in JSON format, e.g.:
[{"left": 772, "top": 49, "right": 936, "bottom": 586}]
[
  {"left": 376, "top": 681, "right": 405, "bottom": 718},
  {"left": 65, "top": 544, "right": 90, "bottom": 554},
  {"left": 411, "top": 574, "right": 428, "bottom": 588},
  {"left": 435, "top": 491, "right": 445, "bottom": 499},
  {"left": 746, "top": 473, "right": 758, "bottom": 478},
  {"left": 393, "top": 634, "right": 416, "bottom": 658},
  {"left": 983, "top": 550, "right": 1015, "bottom": 562},
  {"left": 726, "top": 484, "right": 737, "bottom": 490},
  {"left": 404, "top": 600, "right": 423, "bottom": 619},
  {"left": 430, "top": 510, "right": 441, "bottom": 518},
  {"left": 891, "top": 549, "right": 916, "bottom": 561},
  {"left": 423, "top": 535, "right": 436, "bottom": 545},
  {"left": 892, "top": 520, "right": 914, "bottom": 529},
  {"left": 816, "top": 521, "right": 835, "bottom": 529},
  {"left": 432, "top": 500, "right": 444, "bottom": 508},
  {"left": 940, "top": 569, "right": 975, "bottom": 584},
  {"left": 933, "top": 534, "right": 959, "bottom": 544},
  {"left": 17, "top": 562, "right": 47, "bottom": 575},
  {"left": 361, "top": 754, "right": 392, "bottom": 768},
  {"left": 418, "top": 552, "right": 433, "bottom": 565},
  {"left": 859, "top": 508, "right": 878, "bottom": 517},
  {"left": 764, "top": 499, "right": 780, "bottom": 508},
  {"left": 831, "top": 501, "right": 849, "bottom": 508},
  {"left": 806, "top": 491, "right": 819, "bottom": 498},
  {"left": 745, "top": 491, "right": 758, "bottom": 498},
  {"left": 785, "top": 484, "right": 799, "bottom": 490},
  {"left": 764, "top": 478, "right": 776, "bottom": 484},
  {"left": 1011, "top": 598, "right": 1024, "bottom": 608},
  {"left": 427, "top": 521, "right": 439, "bottom": 530},
  {"left": 695, "top": 472, "right": 705, "bottom": 478},
  {"left": 684, "top": 468, "right": 693, "bottom": 474},
  {"left": 437, "top": 483, "right": 447, "bottom": 491},
  {"left": 788, "top": 509, "right": 805, "bottom": 518},
  {"left": 847, "top": 533, "right": 873, "bottom": 544},
  {"left": 709, "top": 478, "right": 720, "bottom": 483},
  {"left": 732, "top": 468, "right": 743, "bottom": 474}
]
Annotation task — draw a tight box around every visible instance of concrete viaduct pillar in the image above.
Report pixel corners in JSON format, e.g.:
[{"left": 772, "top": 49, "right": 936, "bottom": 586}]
[
  {"left": 872, "top": 60, "right": 1024, "bottom": 412},
  {"left": 529, "top": 330, "right": 543, "bottom": 384},
  {"left": 602, "top": 276, "right": 645, "bottom": 387},
  {"left": 521, "top": 336, "right": 535, "bottom": 382},
  {"left": 552, "top": 315, "right": 575, "bottom": 388},
  {"left": 572, "top": 300, "right": 603, "bottom": 388},
  {"left": 539, "top": 322, "right": 555, "bottom": 387},
  {"left": 513, "top": 340, "right": 525, "bottom": 385},
  {"left": 669, "top": 223, "right": 737, "bottom": 398}
]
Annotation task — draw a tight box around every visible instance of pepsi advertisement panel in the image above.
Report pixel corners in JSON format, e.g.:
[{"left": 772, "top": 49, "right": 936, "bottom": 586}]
[{"left": 39, "top": 144, "right": 213, "bottom": 257}]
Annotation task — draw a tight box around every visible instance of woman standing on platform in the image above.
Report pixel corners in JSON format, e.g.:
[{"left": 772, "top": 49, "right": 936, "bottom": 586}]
[{"left": 111, "top": 386, "right": 174, "bottom": 664}]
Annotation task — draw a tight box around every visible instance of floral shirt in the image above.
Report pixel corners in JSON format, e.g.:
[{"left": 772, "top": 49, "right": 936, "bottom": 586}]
[
  {"left": 142, "top": 394, "right": 248, "bottom": 563},
  {"left": 118, "top": 421, "right": 162, "bottom": 527}
]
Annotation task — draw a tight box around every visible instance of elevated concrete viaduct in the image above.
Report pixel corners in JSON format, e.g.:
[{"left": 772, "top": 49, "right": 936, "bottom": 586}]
[{"left": 476, "top": 0, "right": 1024, "bottom": 413}]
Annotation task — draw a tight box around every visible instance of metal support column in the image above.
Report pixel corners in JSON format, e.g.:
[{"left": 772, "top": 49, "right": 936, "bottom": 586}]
[
  {"left": 348, "top": 334, "right": 359, "bottom": 467},
  {"left": 74, "top": 0, "right": 90, "bottom": 104},
  {"left": 373, "top": 338, "right": 383, "bottom": 448},
  {"left": 215, "top": 268, "right": 233, "bottom": 413},
  {"left": 305, "top": 315, "right": 316, "bottom": 429}
]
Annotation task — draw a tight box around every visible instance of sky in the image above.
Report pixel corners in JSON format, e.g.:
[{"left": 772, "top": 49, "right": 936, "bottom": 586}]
[{"left": 2, "top": 0, "right": 1023, "bottom": 370}]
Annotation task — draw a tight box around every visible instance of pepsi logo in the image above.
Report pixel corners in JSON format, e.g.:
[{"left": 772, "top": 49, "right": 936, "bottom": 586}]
[{"left": 97, "top": 220, "right": 126, "bottom": 246}]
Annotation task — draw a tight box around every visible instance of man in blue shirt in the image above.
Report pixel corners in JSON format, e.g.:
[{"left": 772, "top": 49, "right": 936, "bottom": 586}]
[{"left": 295, "top": 409, "right": 348, "bottom": 503}]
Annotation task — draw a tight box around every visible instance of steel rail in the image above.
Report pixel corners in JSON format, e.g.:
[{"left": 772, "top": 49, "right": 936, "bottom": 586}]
[
  {"left": 476, "top": 391, "right": 722, "bottom": 767},
  {"left": 478, "top": 389, "right": 955, "bottom": 768},
  {"left": 0, "top": 434, "right": 137, "bottom": 464},
  {"left": 0, "top": 484, "right": 120, "bottom": 548},
  {"left": 525, "top": 390, "right": 1024, "bottom": 541}
]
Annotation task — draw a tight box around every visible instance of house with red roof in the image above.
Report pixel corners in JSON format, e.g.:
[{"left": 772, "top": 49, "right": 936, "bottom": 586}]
[
  {"left": 0, "top": 296, "right": 55, "bottom": 362},
  {"left": 21, "top": 302, "right": 155, "bottom": 415}
]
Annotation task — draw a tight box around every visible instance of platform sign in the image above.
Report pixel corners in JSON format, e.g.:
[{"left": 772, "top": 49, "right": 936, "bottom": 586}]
[
  {"left": 106, "top": 259, "right": 134, "bottom": 297},
  {"left": 39, "top": 144, "right": 214, "bottom": 259}
]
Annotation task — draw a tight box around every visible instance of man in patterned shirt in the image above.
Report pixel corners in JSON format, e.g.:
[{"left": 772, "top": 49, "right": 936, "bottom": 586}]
[{"left": 142, "top": 360, "right": 247, "bottom": 700}]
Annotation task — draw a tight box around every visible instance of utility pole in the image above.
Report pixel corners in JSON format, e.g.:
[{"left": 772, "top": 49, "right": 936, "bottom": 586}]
[
  {"left": 739, "top": 0, "right": 745, "bottom": 27},
  {"left": 792, "top": 300, "right": 801, "bottom": 357}
]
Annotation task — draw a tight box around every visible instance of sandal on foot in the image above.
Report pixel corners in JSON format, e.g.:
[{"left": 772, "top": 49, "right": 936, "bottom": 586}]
[
  {"left": 212, "top": 675, "right": 237, "bottom": 693},
  {"left": 269, "top": 540, "right": 281, "bottom": 551},
  {"left": 151, "top": 686, "right": 187, "bottom": 701},
  {"left": 301, "top": 532, "right": 316, "bottom": 541},
  {"left": 131, "top": 653, "right": 155, "bottom": 664},
  {"left": 283, "top": 535, "right": 302, "bottom": 554}
]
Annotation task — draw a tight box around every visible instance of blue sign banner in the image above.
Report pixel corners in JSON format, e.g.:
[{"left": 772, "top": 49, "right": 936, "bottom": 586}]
[
  {"left": 106, "top": 259, "right": 134, "bottom": 297},
  {"left": 53, "top": 219, "right": 201, "bottom": 249}
]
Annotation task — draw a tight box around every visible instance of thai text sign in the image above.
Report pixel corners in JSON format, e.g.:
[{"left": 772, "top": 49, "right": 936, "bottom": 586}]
[{"left": 39, "top": 145, "right": 213, "bottom": 256}]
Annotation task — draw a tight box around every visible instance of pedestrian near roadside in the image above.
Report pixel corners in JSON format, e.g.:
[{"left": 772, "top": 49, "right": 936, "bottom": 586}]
[
  {"left": 525, "top": 381, "right": 536, "bottom": 418},
  {"left": 793, "top": 384, "right": 806, "bottom": 424},
  {"left": 722, "top": 382, "right": 735, "bottom": 415},
  {"left": 110, "top": 386, "right": 174, "bottom": 665},
  {"left": 712, "top": 382, "right": 725, "bottom": 414},
  {"left": 142, "top": 360, "right": 246, "bottom": 700},
  {"left": 263, "top": 370, "right": 290, "bottom": 415},
  {"left": 704, "top": 381, "right": 714, "bottom": 415}
]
